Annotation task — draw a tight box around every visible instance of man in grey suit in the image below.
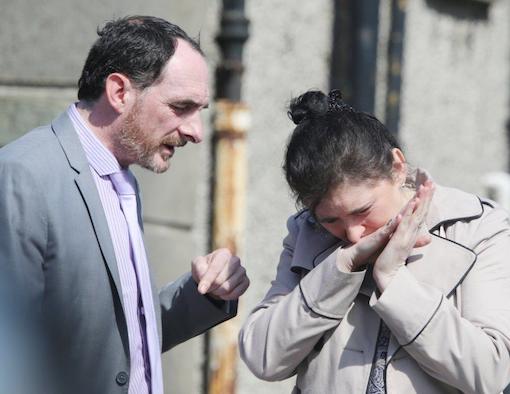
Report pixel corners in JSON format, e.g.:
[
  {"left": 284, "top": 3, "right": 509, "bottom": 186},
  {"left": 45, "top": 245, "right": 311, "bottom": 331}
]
[{"left": 0, "top": 16, "right": 249, "bottom": 394}]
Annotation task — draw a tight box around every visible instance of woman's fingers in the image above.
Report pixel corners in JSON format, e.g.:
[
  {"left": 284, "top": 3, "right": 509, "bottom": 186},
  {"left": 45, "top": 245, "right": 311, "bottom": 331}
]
[
  {"left": 410, "top": 181, "right": 435, "bottom": 248},
  {"left": 372, "top": 181, "right": 436, "bottom": 291},
  {"left": 414, "top": 232, "right": 432, "bottom": 247},
  {"left": 340, "top": 214, "right": 400, "bottom": 271},
  {"left": 340, "top": 181, "right": 436, "bottom": 273},
  {"left": 389, "top": 197, "right": 421, "bottom": 251}
]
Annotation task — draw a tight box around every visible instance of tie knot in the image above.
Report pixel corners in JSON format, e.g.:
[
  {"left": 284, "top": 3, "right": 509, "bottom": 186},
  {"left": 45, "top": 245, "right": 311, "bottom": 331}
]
[{"left": 110, "top": 170, "right": 136, "bottom": 196}]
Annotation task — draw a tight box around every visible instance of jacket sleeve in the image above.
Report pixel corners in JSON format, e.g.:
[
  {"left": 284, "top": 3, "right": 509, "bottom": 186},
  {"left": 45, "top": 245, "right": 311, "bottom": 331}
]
[
  {"left": 371, "top": 205, "right": 510, "bottom": 394},
  {"left": 159, "top": 272, "right": 237, "bottom": 351},
  {"left": 239, "top": 215, "right": 366, "bottom": 381},
  {"left": 0, "top": 160, "right": 47, "bottom": 306}
]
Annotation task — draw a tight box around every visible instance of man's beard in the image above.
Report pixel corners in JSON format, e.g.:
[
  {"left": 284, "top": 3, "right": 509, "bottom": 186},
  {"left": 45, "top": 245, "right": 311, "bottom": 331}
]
[{"left": 117, "top": 102, "right": 186, "bottom": 173}]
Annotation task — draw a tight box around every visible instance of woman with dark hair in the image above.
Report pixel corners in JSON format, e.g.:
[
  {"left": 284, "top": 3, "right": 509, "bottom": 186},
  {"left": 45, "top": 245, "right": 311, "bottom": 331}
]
[{"left": 239, "top": 90, "right": 510, "bottom": 393}]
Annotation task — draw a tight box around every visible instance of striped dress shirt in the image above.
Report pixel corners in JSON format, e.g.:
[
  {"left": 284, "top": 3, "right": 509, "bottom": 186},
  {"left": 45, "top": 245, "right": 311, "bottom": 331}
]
[{"left": 68, "top": 103, "right": 161, "bottom": 394}]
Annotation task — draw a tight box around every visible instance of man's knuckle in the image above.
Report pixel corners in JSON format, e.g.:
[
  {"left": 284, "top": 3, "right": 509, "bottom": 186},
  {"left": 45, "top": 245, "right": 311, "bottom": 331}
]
[{"left": 220, "top": 247, "right": 232, "bottom": 257}]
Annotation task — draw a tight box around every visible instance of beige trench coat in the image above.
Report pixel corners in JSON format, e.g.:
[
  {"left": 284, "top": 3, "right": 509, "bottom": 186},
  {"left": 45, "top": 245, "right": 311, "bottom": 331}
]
[{"left": 239, "top": 181, "right": 510, "bottom": 393}]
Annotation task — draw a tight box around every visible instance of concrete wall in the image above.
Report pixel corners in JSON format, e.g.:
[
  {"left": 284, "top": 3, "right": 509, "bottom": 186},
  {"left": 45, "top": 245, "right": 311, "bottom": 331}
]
[
  {"left": 399, "top": 0, "right": 510, "bottom": 195},
  {"left": 1, "top": 0, "right": 509, "bottom": 393},
  {"left": 236, "top": 1, "right": 334, "bottom": 392}
]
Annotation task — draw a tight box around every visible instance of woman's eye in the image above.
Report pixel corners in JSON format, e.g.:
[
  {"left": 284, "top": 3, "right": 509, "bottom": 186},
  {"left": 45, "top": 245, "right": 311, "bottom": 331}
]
[
  {"left": 354, "top": 207, "right": 370, "bottom": 216},
  {"left": 317, "top": 217, "right": 338, "bottom": 224}
]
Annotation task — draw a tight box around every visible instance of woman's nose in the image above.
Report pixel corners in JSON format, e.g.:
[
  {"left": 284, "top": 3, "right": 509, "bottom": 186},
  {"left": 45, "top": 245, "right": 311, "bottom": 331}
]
[{"left": 345, "top": 224, "right": 365, "bottom": 243}]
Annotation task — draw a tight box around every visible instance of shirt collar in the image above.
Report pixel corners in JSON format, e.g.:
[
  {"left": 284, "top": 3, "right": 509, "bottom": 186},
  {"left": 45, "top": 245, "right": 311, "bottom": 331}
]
[{"left": 67, "top": 103, "right": 122, "bottom": 176}]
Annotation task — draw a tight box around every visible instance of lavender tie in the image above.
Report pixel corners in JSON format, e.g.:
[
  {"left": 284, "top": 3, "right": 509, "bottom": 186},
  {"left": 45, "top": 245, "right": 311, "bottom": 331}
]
[{"left": 110, "top": 170, "right": 163, "bottom": 394}]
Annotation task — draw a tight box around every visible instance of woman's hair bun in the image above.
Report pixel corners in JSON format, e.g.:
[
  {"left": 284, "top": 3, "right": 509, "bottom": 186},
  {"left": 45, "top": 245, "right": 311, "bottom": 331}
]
[
  {"left": 287, "top": 90, "right": 328, "bottom": 125},
  {"left": 287, "top": 89, "right": 352, "bottom": 125}
]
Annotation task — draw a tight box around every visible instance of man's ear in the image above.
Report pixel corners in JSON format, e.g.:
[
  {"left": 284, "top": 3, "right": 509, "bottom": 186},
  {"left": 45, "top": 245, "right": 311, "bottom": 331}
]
[
  {"left": 391, "top": 148, "right": 407, "bottom": 185},
  {"left": 104, "top": 73, "right": 136, "bottom": 114}
]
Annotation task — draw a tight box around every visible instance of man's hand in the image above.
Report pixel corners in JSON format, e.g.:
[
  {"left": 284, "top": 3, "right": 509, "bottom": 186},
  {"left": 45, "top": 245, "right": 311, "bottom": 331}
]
[{"left": 191, "top": 248, "right": 250, "bottom": 301}]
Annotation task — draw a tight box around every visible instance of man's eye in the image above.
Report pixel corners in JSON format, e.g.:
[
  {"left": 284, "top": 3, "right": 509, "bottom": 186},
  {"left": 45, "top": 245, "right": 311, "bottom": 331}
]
[{"left": 170, "top": 104, "right": 187, "bottom": 111}]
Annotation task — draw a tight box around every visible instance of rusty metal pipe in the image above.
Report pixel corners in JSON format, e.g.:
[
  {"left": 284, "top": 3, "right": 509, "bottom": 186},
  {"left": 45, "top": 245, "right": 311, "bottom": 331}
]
[{"left": 205, "top": 1, "right": 250, "bottom": 393}]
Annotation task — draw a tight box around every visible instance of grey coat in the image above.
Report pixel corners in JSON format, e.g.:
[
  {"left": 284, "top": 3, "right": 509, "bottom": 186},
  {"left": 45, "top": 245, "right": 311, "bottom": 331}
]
[{"left": 0, "top": 111, "right": 236, "bottom": 393}]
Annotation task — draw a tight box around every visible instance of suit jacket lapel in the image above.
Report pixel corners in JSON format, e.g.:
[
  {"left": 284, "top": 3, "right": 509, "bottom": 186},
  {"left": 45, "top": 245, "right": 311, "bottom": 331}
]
[{"left": 51, "top": 112, "right": 124, "bottom": 310}]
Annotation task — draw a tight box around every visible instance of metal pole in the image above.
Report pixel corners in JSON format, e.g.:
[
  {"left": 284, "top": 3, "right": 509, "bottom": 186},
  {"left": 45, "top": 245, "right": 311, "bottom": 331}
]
[
  {"left": 330, "top": 0, "right": 353, "bottom": 100},
  {"left": 205, "top": 1, "right": 249, "bottom": 393},
  {"left": 352, "top": 0, "right": 380, "bottom": 113},
  {"left": 385, "top": 0, "right": 407, "bottom": 140},
  {"left": 330, "top": 0, "right": 380, "bottom": 114}
]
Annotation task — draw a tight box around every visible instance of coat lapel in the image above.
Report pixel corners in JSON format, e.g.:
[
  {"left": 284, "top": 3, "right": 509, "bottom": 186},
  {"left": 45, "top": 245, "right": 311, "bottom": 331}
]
[
  {"left": 387, "top": 180, "right": 483, "bottom": 360},
  {"left": 404, "top": 181, "right": 482, "bottom": 297},
  {"left": 387, "top": 233, "right": 477, "bottom": 359},
  {"left": 51, "top": 112, "right": 124, "bottom": 310},
  {"left": 405, "top": 234, "right": 477, "bottom": 296}
]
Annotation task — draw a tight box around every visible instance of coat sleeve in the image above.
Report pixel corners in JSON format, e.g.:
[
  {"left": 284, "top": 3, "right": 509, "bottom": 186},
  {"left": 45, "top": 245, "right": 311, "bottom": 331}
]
[
  {"left": 159, "top": 272, "right": 237, "bottom": 351},
  {"left": 371, "top": 205, "right": 510, "bottom": 394},
  {"left": 0, "top": 160, "right": 47, "bottom": 306},
  {"left": 239, "top": 215, "right": 366, "bottom": 381}
]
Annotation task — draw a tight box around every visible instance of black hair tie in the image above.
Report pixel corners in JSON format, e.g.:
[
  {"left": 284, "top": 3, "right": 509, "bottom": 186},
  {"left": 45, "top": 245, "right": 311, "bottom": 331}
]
[{"left": 327, "top": 89, "right": 354, "bottom": 113}]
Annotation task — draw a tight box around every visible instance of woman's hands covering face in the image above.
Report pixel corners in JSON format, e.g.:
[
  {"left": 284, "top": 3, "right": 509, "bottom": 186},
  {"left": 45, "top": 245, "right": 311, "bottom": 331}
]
[
  {"left": 372, "top": 180, "right": 435, "bottom": 292},
  {"left": 336, "top": 180, "right": 435, "bottom": 294}
]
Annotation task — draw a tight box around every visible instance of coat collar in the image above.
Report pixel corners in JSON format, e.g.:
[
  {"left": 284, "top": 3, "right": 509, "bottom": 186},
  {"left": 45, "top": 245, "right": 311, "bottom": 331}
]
[
  {"left": 398, "top": 173, "right": 482, "bottom": 297},
  {"left": 289, "top": 210, "right": 345, "bottom": 275},
  {"left": 290, "top": 170, "right": 483, "bottom": 298},
  {"left": 417, "top": 169, "right": 484, "bottom": 232},
  {"left": 51, "top": 111, "right": 89, "bottom": 174}
]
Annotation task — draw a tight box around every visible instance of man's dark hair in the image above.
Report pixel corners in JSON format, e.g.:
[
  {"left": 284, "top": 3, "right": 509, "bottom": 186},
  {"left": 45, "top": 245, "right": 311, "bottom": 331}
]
[
  {"left": 77, "top": 15, "right": 203, "bottom": 101},
  {"left": 284, "top": 89, "right": 401, "bottom": 211}
]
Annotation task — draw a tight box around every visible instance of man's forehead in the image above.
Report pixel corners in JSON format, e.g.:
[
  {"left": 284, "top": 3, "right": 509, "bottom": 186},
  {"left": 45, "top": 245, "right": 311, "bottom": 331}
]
[
  {"left": 159, "top": 40, "right": 209, "bottom": 101},
  {"left": 167, "top": 39, "right": 208, "bottom": 76},
  {"left": 165, "top": 77, "right": 209, "bottom": 103}
]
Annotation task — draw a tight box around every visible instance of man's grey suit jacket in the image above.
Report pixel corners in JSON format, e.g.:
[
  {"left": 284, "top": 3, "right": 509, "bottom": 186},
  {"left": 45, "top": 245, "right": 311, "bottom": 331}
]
[{"left": 0, "top": 111, "right": 236, "bottom": 393}]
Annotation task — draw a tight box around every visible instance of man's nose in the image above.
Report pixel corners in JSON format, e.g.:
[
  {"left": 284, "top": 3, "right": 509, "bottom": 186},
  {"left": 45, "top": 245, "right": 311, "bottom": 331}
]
[{"left": 178, "top": 113, "right": 203, "bottom": 144}]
